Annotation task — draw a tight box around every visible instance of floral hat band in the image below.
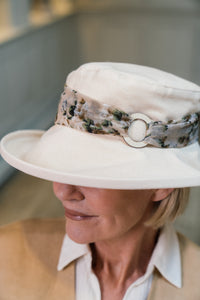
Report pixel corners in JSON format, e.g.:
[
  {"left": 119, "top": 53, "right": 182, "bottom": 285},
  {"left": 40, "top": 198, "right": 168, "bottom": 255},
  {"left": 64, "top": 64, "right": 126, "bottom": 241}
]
[{"left": 55, "top": 85, "right": 199, "bottom": 149}]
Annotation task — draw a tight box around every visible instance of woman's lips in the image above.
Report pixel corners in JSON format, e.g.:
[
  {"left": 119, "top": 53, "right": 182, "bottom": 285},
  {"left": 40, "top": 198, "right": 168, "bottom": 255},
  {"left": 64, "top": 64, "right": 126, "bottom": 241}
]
[{"left": 64, "top": 208, "right": 97, "bottom": 221}]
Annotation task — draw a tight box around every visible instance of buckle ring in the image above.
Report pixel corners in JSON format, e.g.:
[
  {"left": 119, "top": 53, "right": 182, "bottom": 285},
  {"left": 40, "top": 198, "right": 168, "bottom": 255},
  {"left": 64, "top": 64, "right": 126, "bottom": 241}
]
[{"left": 123, "top": 113, "right": 152, "bottom": 148}]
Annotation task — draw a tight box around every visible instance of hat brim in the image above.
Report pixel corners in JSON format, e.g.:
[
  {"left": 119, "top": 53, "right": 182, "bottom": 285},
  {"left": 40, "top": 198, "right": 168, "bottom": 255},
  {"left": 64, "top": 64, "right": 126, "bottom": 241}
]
[{"left": 1, "top": 125, "right": 200, "bottom": 189}]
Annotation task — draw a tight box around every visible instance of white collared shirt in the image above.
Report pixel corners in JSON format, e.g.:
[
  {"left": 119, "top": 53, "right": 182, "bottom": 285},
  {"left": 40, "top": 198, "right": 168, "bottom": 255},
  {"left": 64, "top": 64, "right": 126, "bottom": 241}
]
[{"left": 57, "top": 225, "right": 181, "bottom": 300}]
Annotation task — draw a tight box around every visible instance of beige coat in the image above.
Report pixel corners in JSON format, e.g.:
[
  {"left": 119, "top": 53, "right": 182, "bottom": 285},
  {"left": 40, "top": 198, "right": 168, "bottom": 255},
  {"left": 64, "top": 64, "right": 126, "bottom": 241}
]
[{"left": 0, "top": 218, "right": 200, "bottom": 300}]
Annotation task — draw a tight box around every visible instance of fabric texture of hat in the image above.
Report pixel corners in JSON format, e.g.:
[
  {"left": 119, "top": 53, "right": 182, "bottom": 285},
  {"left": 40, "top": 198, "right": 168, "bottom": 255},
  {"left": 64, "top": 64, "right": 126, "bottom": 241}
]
[{"left": 1, "top": 62, "right": 200, "bottom": 189}]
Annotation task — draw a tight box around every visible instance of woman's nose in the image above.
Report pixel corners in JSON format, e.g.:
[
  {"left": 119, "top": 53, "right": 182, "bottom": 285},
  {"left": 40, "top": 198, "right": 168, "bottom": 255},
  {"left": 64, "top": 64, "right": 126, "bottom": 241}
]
[{"left": 53, "top": 182, "right": 84, "bottom": 202}]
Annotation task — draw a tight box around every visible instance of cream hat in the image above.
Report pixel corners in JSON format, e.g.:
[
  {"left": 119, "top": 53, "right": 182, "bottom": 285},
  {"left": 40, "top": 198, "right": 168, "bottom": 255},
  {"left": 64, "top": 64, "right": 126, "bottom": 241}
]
[{"left": 1, "top": 62, "right": 200, "bottom": 189}]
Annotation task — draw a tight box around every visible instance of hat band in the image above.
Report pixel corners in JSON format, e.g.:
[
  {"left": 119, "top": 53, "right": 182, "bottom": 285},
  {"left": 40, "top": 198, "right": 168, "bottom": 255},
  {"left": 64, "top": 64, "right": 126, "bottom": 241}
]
[{"left": 55, "top": 85, "right": 199, "bottom": 148}]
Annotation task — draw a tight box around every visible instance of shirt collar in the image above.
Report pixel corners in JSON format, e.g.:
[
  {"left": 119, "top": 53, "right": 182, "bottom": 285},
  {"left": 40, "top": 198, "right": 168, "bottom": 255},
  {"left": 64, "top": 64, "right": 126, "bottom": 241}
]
[
  {"left": 57, "top": 225, "right": 181, "bottom": 288},
  {"left": 57, "top": 235, "right": 89, "bottom": 271},
  {"left": 149, "top": 224, "right": 182, "bottom": 288}
]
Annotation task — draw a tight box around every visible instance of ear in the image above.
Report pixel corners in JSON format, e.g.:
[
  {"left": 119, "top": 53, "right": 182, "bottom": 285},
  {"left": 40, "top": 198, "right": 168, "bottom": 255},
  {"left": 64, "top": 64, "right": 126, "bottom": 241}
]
[{"left": 152, "top": 188, "right": 175, "bottom": 202}]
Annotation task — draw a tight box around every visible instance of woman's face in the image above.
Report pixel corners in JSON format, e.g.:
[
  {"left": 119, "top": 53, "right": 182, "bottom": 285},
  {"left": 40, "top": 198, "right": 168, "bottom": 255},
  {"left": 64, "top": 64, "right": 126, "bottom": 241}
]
[{"left": 53, "top": 183, "right": 159, "bottom": 244}]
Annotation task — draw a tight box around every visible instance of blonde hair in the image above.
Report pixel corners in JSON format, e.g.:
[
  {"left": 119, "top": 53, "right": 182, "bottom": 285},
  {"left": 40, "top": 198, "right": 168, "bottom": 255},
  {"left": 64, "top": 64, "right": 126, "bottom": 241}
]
[{"left": 146, "top": 188, "right": 190, "bottom": 229}]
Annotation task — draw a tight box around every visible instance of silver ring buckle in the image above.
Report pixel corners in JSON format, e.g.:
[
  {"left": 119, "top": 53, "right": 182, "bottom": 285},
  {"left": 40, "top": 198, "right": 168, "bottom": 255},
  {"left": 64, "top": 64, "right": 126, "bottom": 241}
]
[{"left": 123, "top": 113, "right": 152, "bottom": 148}]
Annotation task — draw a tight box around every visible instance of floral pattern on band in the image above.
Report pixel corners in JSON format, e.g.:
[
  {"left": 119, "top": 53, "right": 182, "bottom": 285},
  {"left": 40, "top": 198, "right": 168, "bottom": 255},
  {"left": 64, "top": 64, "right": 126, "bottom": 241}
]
[{"left": 55, "top": 85, "right": 199, "bottom": 148}]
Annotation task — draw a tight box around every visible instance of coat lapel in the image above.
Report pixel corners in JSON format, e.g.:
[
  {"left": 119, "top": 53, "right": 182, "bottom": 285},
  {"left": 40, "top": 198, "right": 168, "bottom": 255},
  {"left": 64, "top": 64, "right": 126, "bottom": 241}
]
[
  {"left": 147, "top": 233, "right": 200, "bottom": 300},
  {"left": 45, "top": 262, "right": 75, "bottom": 300}
]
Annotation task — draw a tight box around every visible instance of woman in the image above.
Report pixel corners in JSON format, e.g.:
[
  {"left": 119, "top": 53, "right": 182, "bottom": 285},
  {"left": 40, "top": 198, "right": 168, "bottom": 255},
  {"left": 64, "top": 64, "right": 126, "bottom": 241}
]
[{"left": 1, "top": 62, "right": 200, "bottom": 300}]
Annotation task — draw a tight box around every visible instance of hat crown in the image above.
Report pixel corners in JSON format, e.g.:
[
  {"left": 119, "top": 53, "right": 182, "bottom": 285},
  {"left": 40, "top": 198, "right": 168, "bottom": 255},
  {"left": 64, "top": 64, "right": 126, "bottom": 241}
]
[{"left": 67, "top": 62, "right": 200, "bottom": 122}]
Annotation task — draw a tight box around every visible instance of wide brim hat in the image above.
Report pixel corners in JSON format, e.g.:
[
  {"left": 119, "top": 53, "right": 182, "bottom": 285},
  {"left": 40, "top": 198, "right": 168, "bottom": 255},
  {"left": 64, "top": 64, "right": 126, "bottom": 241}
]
[{"left": 1, "top": 62, "right": 200, "bottom": 189}]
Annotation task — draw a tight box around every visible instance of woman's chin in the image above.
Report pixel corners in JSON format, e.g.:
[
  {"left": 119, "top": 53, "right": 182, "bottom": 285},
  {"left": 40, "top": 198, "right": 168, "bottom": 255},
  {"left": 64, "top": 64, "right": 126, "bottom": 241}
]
[{"left": 65, "top": 221, "right": 95, "bottom": 244}]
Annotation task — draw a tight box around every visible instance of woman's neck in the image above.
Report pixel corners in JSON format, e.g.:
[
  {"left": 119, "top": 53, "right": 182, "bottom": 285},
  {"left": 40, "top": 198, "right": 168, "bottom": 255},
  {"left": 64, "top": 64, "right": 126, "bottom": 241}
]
[{"left": 91, "top": 225, "right": 159, "bottom": 294}]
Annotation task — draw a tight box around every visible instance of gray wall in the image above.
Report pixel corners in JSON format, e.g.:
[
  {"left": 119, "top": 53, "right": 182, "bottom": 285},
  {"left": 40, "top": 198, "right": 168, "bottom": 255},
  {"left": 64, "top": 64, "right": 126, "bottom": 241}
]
[
  {"left": 75, "top": 0, "right": 200, "bottom": 11},
  {"left": 76, "top": 6, "right": 200, "bottom": 84},
  {"left": 0, "top": 14, "right": 81, "bottom": 185}
]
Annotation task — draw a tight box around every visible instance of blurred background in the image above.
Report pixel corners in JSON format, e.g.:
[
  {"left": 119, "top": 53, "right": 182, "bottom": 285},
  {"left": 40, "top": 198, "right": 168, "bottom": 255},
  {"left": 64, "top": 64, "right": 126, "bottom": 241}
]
[{"left": 0, "top": 0, "right": 200, "bottom": 243}]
